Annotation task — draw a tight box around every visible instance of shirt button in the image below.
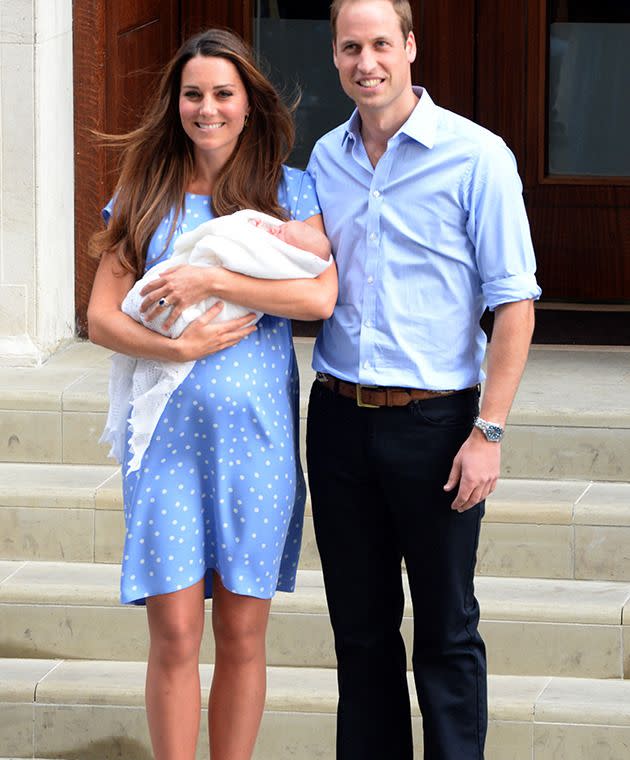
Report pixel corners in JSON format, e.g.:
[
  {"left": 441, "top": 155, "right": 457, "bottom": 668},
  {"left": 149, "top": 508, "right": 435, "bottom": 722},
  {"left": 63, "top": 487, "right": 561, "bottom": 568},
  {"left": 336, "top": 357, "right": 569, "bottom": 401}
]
[
  {"left": 372, "top": 190, "right": 381, "bottom": 198},
  {"left": 365, "top": 320, "right": 372, "bottom": 328},
  {"left": 369, "top": 232, "right": 377, "bottom": 241},
  {"left": 363, "top": 361, "right": 370, "bottom": 369},
  {"left": 367, "top": 276, "right": 374, "bottom": 284}
]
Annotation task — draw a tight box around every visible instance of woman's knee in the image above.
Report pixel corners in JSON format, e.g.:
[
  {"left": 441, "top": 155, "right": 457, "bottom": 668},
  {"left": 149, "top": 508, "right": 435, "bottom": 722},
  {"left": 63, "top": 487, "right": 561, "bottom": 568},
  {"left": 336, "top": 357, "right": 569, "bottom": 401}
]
[
  {"left": 146, "top": 593, "right": 205, "bottom": 667},
  {"left": 212, "top": 593, "right": 269, "bottom": 666},
  {"left": 150, "top": 618, "right": 204, "bottom": 666}
]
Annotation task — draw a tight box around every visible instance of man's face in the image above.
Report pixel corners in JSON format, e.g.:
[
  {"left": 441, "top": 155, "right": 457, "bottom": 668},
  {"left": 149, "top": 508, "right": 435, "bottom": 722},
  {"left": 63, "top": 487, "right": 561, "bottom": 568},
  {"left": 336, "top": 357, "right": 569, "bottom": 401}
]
[{"left": 333, "top": 0, "right": 416, "bottom": 117}]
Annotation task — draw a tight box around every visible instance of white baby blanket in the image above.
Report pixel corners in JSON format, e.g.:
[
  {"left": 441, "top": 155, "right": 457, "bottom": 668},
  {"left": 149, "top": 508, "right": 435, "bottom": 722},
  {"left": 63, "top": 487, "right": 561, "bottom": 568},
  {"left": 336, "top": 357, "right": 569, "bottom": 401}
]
[{"left": 100, "top": 209, "right": 331, "bottom": 474}]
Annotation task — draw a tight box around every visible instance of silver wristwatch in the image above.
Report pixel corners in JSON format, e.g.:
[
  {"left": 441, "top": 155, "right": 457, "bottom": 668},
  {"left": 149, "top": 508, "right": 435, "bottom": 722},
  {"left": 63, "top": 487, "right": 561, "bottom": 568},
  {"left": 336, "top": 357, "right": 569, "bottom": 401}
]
[{"left": 473, "top": 416, "right": 505, "bottom": 442}]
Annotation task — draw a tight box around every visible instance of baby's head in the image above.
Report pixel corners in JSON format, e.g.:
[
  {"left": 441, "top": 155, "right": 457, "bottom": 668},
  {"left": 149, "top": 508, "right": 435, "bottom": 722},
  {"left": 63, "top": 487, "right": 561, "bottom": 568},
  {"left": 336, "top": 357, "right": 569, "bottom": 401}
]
[
  {"left": 249, "top": 219, "right": 306, "bottom": 249},
  {"left": 249, "top": 217, "right": 330, "bottom": 260}
]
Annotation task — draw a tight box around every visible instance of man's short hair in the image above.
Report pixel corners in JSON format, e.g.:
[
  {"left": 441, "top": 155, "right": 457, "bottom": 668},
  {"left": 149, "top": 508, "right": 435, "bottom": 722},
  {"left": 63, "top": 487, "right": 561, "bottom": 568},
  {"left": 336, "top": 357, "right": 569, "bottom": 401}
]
[{"left": 330, "top": 0, "right": 414, "bottom": 41}]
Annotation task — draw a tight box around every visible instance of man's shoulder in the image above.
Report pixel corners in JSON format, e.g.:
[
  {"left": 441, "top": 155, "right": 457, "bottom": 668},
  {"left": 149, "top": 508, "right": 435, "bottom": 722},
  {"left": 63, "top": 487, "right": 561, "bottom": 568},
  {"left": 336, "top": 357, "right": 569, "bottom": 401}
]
[
  {"left": 435, "top": 105, "right": 508, "bottom": 157},
  {"left": 310, "top": 122, "right": 350, "bottom": 162}
]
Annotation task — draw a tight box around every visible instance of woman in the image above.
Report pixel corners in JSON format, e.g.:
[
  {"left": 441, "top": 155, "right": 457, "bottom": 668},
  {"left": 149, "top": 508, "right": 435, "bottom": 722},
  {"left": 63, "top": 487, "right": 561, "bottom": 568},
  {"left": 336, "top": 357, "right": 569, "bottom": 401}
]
[{"left": 87, "top": 28, "right": 337, "bottom": 760}]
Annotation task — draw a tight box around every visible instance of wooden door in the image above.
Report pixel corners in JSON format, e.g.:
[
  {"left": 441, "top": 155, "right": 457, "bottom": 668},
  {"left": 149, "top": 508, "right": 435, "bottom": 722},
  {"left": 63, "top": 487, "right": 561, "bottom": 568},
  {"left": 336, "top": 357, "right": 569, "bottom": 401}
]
[
  {"left": 182, "top": 0, "right": 252, "bottom": 40},
  {"left": 73, "top": 0, "right": 252, "bottom": 334},
  {"left": 417, "top": 1, "right": 476, "bottom": 120},
  {"left": 474, "top": 0, "right": 630, "bottom": 302},
  {"left": 75, "top": 0, "right": 629, "bottom": 337}
]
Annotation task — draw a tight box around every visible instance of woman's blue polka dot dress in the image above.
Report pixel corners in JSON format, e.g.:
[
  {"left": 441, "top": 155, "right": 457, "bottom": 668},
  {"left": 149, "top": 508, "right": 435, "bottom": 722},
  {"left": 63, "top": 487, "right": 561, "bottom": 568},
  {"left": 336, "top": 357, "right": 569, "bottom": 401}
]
[{"left": 104, "top": 167, "right": 320, "bottom": 605}]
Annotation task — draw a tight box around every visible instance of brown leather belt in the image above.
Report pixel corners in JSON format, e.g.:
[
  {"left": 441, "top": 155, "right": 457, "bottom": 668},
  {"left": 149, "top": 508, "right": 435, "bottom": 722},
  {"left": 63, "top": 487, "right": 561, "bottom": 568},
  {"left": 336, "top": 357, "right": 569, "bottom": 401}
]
[{"left": 316, "top": 373, "right": 476, "bottom": 408}]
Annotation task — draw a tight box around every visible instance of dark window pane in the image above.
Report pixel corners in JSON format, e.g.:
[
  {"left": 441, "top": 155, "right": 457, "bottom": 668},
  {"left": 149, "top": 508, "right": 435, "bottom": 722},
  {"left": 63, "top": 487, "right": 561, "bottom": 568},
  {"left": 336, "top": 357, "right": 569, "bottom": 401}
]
[
  {"left": 254, "top": 1, "right": 353, "bottom": 169},
  {"left": 549, "top": 0, "right": 630, "bottom": 23},
  {"left": 548, "top": 2, "right": 630, "bottom": 176}
]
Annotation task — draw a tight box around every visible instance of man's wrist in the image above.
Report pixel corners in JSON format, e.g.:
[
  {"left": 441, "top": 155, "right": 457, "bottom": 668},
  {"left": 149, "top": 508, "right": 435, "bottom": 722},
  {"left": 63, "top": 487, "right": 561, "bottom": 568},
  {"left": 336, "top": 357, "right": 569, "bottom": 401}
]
[{"left": 473, "top": 416, "right": 505, "bottom": 442}]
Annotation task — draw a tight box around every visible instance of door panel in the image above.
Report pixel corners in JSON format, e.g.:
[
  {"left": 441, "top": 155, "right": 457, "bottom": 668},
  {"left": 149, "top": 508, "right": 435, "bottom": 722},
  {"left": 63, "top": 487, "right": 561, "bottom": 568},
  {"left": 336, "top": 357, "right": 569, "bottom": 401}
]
[
  {"left": 117, "top": 1, "right": 166, "bottom": 31},
  {"left": 527, "top": 195, "right": 626, "bottom": 300},
  {"left": 74, "top": 0, "right": 247, "bottom": 334},
  {"left": 473, "top": 0, "right": 630, "bottom": 301},
  {"left": 74, "top": 0, "right": 108, "bottom": 336},
  {"left": 105, "top": 3, "right": 179, "bottom": 139},
  {"left": 181, "top": 0, "right": 253, "bottom": 40},
  {"left": 418, "top": 0, "right": 475, "bottom": 119},
  {"left": 475, "top": 0, "right": 528, "bottom": 167}
]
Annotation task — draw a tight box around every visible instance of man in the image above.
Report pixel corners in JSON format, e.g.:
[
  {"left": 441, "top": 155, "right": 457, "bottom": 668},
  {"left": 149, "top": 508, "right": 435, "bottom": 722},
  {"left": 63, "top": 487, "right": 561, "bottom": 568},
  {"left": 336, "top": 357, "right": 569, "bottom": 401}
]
[{"left": 305, "top": 1, "right": 541, "bottom": 758}]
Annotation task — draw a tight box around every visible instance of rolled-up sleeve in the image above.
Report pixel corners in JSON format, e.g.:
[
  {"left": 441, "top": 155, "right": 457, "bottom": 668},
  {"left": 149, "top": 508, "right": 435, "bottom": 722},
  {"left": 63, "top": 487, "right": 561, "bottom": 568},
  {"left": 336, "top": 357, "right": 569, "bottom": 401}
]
[{"left": 465, "top": 139, "right": 542, "bottom": 311}]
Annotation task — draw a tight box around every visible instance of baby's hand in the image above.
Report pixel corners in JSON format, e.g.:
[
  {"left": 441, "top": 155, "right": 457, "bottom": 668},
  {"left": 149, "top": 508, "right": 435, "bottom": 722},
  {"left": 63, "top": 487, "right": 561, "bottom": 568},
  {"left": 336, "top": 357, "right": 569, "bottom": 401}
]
[{"left": 249, "top": 218, "right": 280, "bottom": 236}]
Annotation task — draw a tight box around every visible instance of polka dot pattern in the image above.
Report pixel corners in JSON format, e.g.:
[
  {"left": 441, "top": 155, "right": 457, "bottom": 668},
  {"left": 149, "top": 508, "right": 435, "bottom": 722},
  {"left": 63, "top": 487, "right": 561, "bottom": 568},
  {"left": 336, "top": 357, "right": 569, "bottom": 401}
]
[{"left": 112, "top": 166, "right": 320, "bottom": 605}]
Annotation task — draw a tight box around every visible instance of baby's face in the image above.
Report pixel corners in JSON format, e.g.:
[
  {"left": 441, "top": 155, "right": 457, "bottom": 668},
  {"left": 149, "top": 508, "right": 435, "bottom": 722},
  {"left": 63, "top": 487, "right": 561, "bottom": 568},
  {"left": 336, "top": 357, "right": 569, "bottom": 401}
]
[
  {"left": 273, "top": 221, "right": 309, "bottom": 249},
  {"left": 274, "top": 225, "right": 290, "bottom": 241}
]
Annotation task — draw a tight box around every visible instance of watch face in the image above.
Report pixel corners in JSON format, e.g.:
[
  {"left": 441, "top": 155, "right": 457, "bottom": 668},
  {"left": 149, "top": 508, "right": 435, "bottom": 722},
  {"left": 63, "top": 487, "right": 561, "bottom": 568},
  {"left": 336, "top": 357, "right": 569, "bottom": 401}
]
[
  {"left": 474, "top": 417, "right": 504, "bottom": 442},
  {"left": 485, "top": 424, "right": 503, "bottom": 442}
]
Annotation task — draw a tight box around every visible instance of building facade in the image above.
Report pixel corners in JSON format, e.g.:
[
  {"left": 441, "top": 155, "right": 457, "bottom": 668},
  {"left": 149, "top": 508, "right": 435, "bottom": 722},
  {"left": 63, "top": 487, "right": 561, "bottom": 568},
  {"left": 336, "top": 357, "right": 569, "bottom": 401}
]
[
  {"left": 0, "top": 0, "right": 74, "bottom": 364},
  {"left": 1, "top": 0, "right": 628, "bottom": 364}
]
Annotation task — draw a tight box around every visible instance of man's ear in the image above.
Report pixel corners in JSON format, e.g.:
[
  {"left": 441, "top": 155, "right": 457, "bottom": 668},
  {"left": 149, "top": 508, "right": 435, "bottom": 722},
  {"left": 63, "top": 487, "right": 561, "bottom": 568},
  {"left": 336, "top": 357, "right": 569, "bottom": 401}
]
[
  {"left": 406, "top": 31, "right": 417, "bottom": 64},
  {"left": 332, "top": 40, "right": 340, "bottom": 70}
]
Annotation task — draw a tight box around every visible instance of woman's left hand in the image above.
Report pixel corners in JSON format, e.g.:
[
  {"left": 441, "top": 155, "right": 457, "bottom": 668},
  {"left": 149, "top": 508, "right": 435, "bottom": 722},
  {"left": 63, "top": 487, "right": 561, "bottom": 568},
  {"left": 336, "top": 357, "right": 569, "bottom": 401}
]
[{"left": 140, "top": 264, "right": 215, "bottom": 331}]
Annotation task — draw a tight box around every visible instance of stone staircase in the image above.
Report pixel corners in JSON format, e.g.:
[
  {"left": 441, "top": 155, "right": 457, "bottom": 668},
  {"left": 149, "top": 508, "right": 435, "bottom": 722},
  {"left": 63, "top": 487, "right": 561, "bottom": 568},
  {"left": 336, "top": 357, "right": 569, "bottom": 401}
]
[{"left": 1, "top": 340, "right": 630, "bottom": 759}]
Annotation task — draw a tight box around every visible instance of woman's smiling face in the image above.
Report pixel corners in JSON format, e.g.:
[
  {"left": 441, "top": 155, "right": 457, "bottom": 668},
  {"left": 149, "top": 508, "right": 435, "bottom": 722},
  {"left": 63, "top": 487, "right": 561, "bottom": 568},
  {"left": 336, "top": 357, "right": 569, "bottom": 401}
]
[{"left": 179, "top": 55, "right": 250, "bottom": 165}]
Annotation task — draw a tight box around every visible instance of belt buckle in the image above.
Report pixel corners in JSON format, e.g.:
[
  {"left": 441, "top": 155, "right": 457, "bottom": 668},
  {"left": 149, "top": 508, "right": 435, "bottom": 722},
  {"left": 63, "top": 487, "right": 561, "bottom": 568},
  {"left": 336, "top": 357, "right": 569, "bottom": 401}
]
[{"left": 356, "top": 384, "right": 380, "bottom": 408}]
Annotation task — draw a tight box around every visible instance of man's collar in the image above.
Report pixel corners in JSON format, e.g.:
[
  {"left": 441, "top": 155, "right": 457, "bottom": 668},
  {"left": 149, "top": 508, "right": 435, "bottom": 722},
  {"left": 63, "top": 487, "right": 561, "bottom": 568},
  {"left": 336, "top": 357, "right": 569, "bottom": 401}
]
[
  {"left": 342, "top": 109, "right": 362, "bottom": 146},
  {"left": 398, "top": 87, "right": 437, "bottom": 148},
  {"left": 341, "top": 87, "right": 437, "bottom": 149}
]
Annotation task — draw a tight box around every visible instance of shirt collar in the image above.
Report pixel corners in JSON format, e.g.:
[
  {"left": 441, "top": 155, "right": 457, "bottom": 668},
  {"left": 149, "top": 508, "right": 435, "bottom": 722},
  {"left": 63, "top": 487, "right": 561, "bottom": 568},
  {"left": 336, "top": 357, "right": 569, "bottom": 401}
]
[
  {"left": 342, "top": 109, "right": 362, "bottom": 146},
  {"left": 341, "top": 86, "right": 438, "bottom": 150}
]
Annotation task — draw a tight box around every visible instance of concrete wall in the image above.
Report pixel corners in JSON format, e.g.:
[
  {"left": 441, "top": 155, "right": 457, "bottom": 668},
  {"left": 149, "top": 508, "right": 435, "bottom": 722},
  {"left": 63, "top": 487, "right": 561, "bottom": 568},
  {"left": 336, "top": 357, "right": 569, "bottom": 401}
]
[{"left": 0, "top": 0, "right": 74, "bottom": 365}]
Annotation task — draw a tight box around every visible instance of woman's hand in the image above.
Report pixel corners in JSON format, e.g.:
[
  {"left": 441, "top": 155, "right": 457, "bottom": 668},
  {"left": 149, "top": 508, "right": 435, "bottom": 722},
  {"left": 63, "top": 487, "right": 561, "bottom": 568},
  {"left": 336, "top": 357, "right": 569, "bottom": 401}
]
[
  {"left": 140, "top": 264, "right": 218, "bottom": 330},
  {"left": 175, "top": 302, "right": 258, "bottom": 361}
]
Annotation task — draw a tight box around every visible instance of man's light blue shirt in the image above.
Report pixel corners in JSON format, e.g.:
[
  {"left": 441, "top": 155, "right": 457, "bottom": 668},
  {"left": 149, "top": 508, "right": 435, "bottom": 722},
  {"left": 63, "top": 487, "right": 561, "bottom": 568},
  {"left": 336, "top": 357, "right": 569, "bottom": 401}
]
[{"left": 307, "top": 88, "right": 542, "bottom": 390}]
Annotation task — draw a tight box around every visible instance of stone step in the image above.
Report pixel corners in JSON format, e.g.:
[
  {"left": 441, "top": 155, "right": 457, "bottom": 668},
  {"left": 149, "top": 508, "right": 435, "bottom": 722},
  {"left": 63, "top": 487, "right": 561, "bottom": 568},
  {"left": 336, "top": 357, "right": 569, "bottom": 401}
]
[
  {"left": 0, "top": 341, "right": 629, "bottom": 480},
  {"left": 3, "top": 657, "right": 630, "bottom": 759},
  {"left": 2, "top": 560, "right": 630, "bottom": 679},
  {"left": 2, "top": 462, "right": 629, "bottom": 582}
]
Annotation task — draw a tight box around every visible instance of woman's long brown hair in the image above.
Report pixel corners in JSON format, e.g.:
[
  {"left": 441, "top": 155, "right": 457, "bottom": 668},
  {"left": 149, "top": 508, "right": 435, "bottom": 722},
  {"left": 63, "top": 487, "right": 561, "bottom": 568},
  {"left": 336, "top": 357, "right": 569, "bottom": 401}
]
[{"left": 88, "top": 29, "right": 296, "bottom": 277}]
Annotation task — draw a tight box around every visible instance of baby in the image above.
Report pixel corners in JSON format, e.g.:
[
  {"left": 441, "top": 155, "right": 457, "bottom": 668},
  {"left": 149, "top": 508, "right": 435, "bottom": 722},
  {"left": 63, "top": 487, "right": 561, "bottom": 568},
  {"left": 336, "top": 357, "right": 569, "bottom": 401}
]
[
  {"left": 105, "top": 209, "right": 333, "bottom": 473},
  {"left": 250, "top": 218, "right": 331, "bottom": 261}
]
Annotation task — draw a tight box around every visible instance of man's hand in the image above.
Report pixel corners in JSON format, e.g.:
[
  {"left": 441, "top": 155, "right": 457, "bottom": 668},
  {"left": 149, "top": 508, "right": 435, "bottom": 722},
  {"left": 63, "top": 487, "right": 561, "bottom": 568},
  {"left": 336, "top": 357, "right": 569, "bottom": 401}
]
[
  {"left": 443, "top": 299, "right": 534, "bottom": 513},
  {"left": 443, "top": 428, "right": 500, "bottom": 512}
]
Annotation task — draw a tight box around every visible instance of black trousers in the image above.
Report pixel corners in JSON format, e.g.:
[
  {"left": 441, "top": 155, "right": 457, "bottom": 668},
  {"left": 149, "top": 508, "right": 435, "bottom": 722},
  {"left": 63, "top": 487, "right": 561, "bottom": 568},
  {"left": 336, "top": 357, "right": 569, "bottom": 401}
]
[{"left": 306, "top": 380, "right": 487, "bottom": 760}]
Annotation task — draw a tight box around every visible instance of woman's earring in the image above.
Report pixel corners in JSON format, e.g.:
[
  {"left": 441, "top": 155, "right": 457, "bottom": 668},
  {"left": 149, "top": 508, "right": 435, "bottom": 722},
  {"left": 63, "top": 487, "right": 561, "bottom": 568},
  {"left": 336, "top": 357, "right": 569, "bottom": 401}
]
[{"left": 244, "top": 113, "right": 250, "bottom": 128}]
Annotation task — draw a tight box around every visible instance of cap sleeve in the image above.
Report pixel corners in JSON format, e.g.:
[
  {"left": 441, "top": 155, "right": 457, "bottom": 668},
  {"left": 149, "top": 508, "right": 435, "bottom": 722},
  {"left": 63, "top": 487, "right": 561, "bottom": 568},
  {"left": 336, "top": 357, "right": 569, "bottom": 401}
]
[{"left": 280, "top": 167, "right": 322, "bottom": 221}]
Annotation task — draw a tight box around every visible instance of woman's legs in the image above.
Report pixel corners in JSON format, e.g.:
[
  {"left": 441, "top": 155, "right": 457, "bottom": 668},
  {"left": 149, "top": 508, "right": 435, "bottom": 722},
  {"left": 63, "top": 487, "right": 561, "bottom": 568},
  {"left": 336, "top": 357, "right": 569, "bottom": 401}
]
[
  {"left": 145, "top": 579, "right": 206, "bottom": 760},
  {"left": 208, "top": 572, "right": 272, "bottom": 760}
]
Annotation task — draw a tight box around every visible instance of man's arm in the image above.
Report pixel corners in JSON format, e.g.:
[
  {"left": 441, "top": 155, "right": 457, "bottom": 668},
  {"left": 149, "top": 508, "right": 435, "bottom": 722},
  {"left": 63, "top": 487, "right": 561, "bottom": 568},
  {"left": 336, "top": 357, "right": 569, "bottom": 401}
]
[{"left": 444, "top": 298, "right": 535, "bottom": 512}]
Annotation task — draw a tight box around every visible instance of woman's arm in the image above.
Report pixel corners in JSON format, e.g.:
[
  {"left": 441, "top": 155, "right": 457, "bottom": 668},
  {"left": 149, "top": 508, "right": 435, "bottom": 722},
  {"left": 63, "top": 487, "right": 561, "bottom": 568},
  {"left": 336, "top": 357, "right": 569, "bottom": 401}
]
[
  {"left": 140, "top": 214, "right": 338, "bottom": 330},
  {"left": 206, "top": 258, "right": 338, "bottom": 321},
  {"left": 87, "top": 251, "right": 258, "bottom": 361}
]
